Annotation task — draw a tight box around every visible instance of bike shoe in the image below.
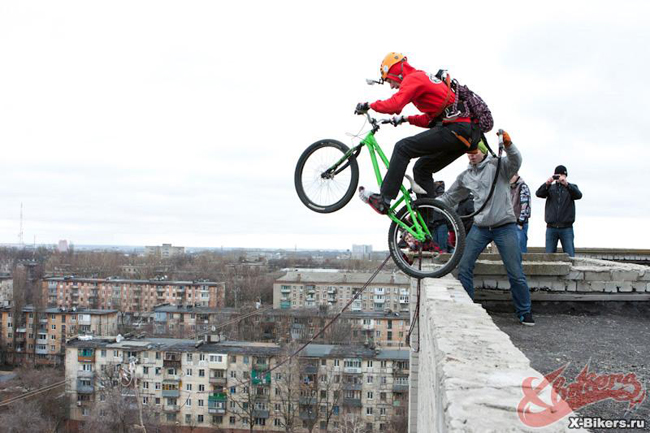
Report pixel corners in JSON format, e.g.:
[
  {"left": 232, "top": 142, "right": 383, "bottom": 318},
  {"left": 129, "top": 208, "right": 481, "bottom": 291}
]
[{"left": 358, "top": 187, "right": 390, "bottom": 215}]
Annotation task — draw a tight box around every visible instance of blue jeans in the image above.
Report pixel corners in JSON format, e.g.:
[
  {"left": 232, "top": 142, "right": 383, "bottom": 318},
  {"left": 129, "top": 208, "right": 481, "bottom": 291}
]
[
  {"left": 517, "top": 223, "right": 528, "bottom": 253},
  {"left": 458, "top": 223, "right": 532, "bottom": 316},
  {"left": 545, "top": 226, "right": 575, "bottom": 257},
  {"left": 433, "top": 223, "right": 448, "bottom": 252}
]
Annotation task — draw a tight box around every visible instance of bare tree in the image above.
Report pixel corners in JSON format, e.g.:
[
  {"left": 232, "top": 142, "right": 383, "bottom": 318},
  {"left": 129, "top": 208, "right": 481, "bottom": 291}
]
[
  {"left": 0, "top": 365, "right": 68, "bottom": 432},
  {"left": 81, "top": 362, "right": 144, "bottom": 433},
  {"left": 273, "top": 355, "right": 301, "bottom": 433},
  {"left": 337, "top": 413, "right": 367, "bottom": 433},
  {"left": 389, "top": 410, "right": 409, "bottom": 433},
  {"left": 0, "top": 399, "right": 58, "bottom": 433}
]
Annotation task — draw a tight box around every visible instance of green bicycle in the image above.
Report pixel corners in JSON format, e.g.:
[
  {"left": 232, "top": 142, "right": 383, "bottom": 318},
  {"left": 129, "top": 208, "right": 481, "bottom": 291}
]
[{"left": 294, "top": 113, "right": 466, "bottom": 279}]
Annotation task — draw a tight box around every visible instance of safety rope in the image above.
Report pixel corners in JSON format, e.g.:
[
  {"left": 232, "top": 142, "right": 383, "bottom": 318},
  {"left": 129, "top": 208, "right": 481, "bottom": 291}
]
[{"left": 406, "top": 278, "right": 421, "bottom": 352}]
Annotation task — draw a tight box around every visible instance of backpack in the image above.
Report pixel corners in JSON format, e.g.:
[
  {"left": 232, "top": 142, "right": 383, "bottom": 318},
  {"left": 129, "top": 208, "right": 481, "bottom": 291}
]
[{"left": 435, "top": 70, "right": 494, "bottom": 133}]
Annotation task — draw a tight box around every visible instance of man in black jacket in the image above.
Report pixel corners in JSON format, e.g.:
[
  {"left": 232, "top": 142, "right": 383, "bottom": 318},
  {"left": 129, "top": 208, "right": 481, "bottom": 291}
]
[{"left": 535, "top": 165, "right": 582, "bottom": 257}]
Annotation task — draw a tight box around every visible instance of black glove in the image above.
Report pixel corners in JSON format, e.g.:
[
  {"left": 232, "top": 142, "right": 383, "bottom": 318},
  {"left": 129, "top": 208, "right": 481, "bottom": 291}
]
[
  {"left": 390, "top": 115, "right": 407, "bottom": 126},
  {"left": 355, "top": 102, "right": 370, "bottom": 115}
]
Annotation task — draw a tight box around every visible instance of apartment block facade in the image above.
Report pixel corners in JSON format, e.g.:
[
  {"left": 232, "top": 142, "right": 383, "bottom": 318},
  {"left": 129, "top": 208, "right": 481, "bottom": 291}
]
[
  {"left": 43, "top": 277, "right": 226, "bottom": 314},
  {"left": 66, "top": 337, "right": 409, "bottom": 432},
  {"left": 273, "top": 271, "right": 410, "bottom": 313},
  {"left": 0, "top": 306, "right": 118, "bottom": 365},
  {"left": 153, "top": 306, "right": 410, "bottom": 349}
]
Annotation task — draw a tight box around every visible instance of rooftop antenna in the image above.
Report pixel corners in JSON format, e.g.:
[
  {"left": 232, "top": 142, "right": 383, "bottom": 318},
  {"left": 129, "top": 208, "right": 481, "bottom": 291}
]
[{"left": 18, "top": 203, "right": 24, "bottom": 248}]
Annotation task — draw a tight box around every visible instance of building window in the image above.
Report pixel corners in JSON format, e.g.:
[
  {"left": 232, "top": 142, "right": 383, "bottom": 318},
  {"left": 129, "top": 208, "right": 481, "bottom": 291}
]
[{"left": 198, "top": 415, "right": 204, "bottom": 423}]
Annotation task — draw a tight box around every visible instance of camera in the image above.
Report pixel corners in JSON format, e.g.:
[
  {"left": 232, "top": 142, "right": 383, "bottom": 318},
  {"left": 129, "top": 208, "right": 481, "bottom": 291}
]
[{"left": 552, "top": 174, "right": 560, "bottom": 180}]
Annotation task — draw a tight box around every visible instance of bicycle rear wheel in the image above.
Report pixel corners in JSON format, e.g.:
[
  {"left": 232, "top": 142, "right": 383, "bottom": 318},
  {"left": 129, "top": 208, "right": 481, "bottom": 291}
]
[
  {"left": 388, "top": 198, "right": 466, "bottom": 279},
  {"left": 295, "top": 139, "right": 359, "bottom": 213}
]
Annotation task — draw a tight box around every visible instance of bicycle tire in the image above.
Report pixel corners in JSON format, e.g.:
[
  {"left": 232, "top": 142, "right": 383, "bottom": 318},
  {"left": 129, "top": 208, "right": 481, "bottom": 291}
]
[
  {"left": 294, "top": 139, "right": 359, "bottom": 213},
  {"left": 388, "top": 198, "right": 466, "bottom": 279}
]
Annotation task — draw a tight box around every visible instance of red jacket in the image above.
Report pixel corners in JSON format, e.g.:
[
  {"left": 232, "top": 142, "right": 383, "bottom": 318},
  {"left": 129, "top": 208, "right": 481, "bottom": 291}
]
[{"left": 370, "top": 70, "right": 471, "bottom": 128}]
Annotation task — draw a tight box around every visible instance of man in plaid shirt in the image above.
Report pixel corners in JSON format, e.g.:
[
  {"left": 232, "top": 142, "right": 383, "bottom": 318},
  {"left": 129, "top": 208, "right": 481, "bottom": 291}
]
[{"left": 510, "top": 174, "right": 531, "bottom": 252}]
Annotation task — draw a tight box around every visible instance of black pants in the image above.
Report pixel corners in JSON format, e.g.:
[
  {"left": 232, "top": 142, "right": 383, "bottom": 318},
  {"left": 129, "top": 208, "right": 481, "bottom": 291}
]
[{"left": 380, "top": 122, "right": 477, "bottom": 199}]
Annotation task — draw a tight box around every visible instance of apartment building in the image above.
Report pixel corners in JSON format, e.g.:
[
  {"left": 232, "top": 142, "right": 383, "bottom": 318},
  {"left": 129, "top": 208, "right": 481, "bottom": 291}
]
[
  {"left": 65, "top": 337, "right": 409, "bottom": 432},
  {"left": 43, "top": 277, "right": 226, "bottom": 315},
  {"left": 145, "top": 243, "right": 185, "bottom": 258},
  {"left": 0, "top": 305, "right": 118, "bottom": 365},
  {"left": 0, "top": 275, "right": 12, "bottom": 306},
  {"left": 273, "top": 271, "right": 410, "bottom": 313},
  {"left": 152, "top": 306, "right": 410, "bottom": 348}
]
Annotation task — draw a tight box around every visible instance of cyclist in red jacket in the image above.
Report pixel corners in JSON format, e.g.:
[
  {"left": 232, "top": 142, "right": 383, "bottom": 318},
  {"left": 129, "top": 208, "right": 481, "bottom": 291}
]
[{"left": 356, "top": 53, "right": 480, "bottom": 214}]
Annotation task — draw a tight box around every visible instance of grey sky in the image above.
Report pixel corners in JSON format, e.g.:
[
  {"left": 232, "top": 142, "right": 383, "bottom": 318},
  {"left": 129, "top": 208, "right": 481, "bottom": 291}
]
[{"left": 1, "top": 0, "right": 648, "bottom": 250}]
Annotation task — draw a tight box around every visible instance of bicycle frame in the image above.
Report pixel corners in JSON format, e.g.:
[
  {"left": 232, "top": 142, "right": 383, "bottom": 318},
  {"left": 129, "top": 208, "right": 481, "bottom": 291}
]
[{"left": 330, "top": 130, "right": 432, "bottom": 242}]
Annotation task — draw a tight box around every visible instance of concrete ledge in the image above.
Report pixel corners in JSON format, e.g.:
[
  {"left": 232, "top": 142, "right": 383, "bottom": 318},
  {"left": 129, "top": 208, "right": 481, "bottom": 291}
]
[{"left": 411, "top": 276, "right": 586, "bottom": 432}]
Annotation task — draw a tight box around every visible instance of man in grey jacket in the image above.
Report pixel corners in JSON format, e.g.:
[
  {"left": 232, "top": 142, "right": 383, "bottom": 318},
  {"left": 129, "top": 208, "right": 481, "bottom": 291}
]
[{"left": 438, "top": 131, "right": 533, "bottom": 325}]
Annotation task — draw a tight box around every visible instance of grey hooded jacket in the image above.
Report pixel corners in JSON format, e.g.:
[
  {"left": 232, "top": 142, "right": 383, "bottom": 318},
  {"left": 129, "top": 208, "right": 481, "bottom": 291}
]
[{"left": 438, "top": 143, "right": 522, "bottom": 228}]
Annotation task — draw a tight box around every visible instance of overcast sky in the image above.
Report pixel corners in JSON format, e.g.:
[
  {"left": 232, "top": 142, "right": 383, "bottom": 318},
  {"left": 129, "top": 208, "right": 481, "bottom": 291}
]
[{"left": 1, "top": 0, "right": 648, "bottom": 251}]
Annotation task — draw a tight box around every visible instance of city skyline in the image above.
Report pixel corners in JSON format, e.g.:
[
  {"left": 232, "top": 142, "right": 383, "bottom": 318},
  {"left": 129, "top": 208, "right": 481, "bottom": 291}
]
[{"left": 1, "top": 1, "right": 648, "bottom": 252}]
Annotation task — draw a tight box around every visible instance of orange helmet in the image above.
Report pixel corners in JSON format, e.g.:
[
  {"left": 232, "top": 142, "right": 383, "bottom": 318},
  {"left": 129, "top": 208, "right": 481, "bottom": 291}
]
[{"left": 380, "top": 52, "right": 407, "bottom": 81}]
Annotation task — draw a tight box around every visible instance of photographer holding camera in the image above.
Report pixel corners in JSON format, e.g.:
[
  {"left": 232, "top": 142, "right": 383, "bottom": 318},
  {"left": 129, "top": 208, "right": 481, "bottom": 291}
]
[{"left": 536, "top": 165, "right": 582, "bottom": 257}]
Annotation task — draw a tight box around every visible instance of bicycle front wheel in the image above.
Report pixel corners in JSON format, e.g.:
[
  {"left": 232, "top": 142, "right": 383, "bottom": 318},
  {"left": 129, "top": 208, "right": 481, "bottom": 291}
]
[
  {"left": 294, "top": 139, "right": 359, "bottom": 213},
  {"left": 388, "top": 198, "right": 466, "bottom": 279}
]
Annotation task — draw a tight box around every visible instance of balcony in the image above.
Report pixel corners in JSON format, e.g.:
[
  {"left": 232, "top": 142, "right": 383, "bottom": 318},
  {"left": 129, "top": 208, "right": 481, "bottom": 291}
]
[
  {"left": 305, "top": 285, "right": 316, "bottom": 293},
  {"left": 280, "top": 301, "right": 291, "bottom": 309},
  {"left": 162, "top": 389, "right": 180, "bottom": 398},
  {"left": 393, "top": 384, "right": 409, "bottom": 393},
  {"left": 251, "top": 369, "right": 271, "bottom": 385},
  {"left": 77, "top": 382, "right": 94, "bottom": 394},
  {"left": 163, "top": 405, "right": 180, "bottom": 412},
  {"left": 374, "top": 297, "right": 386, "bottom": 304},
  {"left": 209, "top": 376, "right": 227, "bottom": 386},
  {"left": 78, "top": 350, "right": 95, "bottom": 362},
  {"left": 209, "top": 392, "right": 227, "bottom": 402},
  {"left": 208, "top": 404, "right": 226, "bottom": 415},
  {"left": 343, "top": 366, "right": 362, "bottom": 374},
  {"left": 299, "top": 396, "right": 318, "bottom": 405},
  {"left": 163, "top": 359, "right": 181, "bottom": 369},
  {"left": 299, "top": 410, "right": 318, "bottom": 420},
  {"left": 254, "top": 361, "right": 268, "bottom": 371},
  {"left": 280, "top": 286, "right": 291, "bottom": 293},
  {"left": 78, "top": 370, "right": 94, "bottom": 378},
  {"left": 343, "top": 382, "right": 363, "bottom": 391},
  {"left": 35, "top": 346, "right": 48, "bottom": 355},
  {"left": 342, "top": 398, "right": 362, "bottom": 407},
  {"left": 303, "top": 365, "right": 318, "bottom": 374},
  {"left": 252, "top": 409, "right": 269, "bottom": 419}
]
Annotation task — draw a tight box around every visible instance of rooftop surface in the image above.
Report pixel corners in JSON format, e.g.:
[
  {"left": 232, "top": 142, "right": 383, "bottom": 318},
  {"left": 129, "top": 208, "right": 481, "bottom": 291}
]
[
  {"left": 277, "top": 271, "right": 409, "bottom": 285},
  {"left": 67, "top": 337, "right": 409, "bottom": 360},
  {"left": 488, "top": 302, "right": 650, "bottom": 430}
]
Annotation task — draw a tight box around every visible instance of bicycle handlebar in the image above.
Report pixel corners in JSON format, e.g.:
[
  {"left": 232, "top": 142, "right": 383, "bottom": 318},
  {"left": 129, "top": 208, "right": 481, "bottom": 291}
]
[{"left": 361, "top": 112, "right": 400, "bottom": 131}]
